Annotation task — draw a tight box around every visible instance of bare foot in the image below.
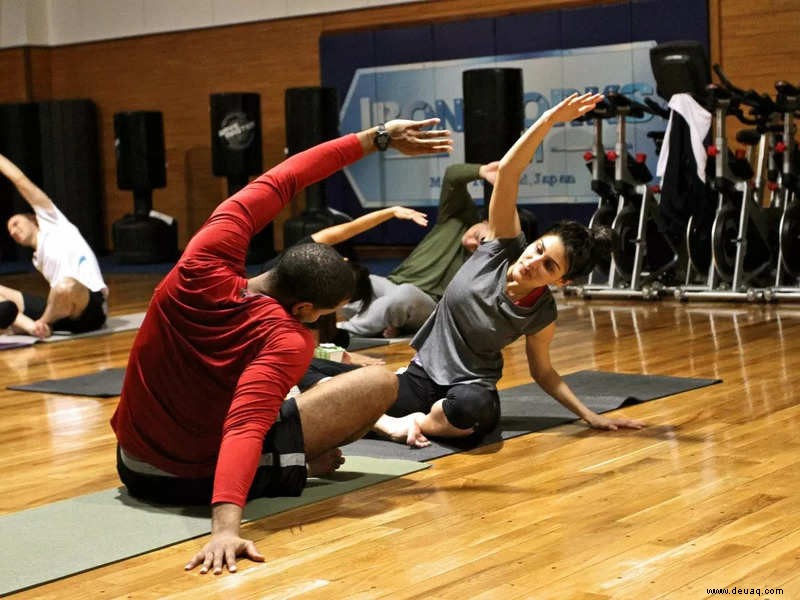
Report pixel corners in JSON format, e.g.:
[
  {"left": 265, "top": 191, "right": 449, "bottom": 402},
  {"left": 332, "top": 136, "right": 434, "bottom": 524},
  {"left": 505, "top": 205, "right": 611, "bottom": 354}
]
[
  {"left": 32, "top": 319, "right": 52, "bottom": 339},
  {"left": 373, "top": 414, "right": 431, "bottom": 448},
  {"left": 382, "top": 326, "right": 399, "bottom": 338},
  {"left": 342, "top": 351, "right": 385, "bottom": 366},
  {"left": 307, "top": 448, "right": 345, "bottom": 477}
]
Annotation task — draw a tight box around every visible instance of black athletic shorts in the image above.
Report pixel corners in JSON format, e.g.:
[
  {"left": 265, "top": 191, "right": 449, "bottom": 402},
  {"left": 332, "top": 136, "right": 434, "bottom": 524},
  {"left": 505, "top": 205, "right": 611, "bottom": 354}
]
[
  {"left": 392, "top": 361, "right": 500, "bottom": 434},
  {"left": 298, "top": 358, "right": 360, "bottom": 392},
  {"left": 22, "top": 289, "right": 107, "bottom": 334},
  {"left": 117, "top": 397, "right": 308, "bottom": 505}
]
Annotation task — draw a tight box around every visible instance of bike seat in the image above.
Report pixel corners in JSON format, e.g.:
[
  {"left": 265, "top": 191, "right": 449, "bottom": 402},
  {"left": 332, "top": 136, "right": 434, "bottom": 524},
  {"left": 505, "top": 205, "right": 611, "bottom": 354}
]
[
  {"left": 775, "top": 80, "right": 800, "bottom": 98},
  {"left": 579, "top": 100, "right": 615, "bottom": 121},
  {"left": 741, "top": 91, "right": 778, "bottom": 118},
  {"left": 735, "top": 128, "right": 761, "bottom": 146},
  {"left": 644, "top": 97, "right": 670, "bottom": 119},
  {"left": 774, "top": 82, "right": 800, "bottom": 113},
  {"left": 705, "top": 83, "right": 737, "bottom": 107},
  {"left": 607, "top": 91, "right": 633, "bottom": 108},
  {"left": 606, "top": 92, "right": 648, "bottom": 118}
]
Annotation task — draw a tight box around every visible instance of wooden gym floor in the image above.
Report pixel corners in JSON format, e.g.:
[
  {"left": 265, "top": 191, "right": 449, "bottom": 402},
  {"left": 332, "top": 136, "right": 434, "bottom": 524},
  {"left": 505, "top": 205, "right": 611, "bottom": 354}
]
[{"left": 1, "top": 270, "right": 799, "bottom": 599}]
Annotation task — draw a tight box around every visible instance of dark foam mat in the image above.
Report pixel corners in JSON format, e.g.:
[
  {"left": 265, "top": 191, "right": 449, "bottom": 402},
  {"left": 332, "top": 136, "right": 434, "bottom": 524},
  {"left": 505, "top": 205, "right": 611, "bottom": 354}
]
[
  {"left": 342, "top": 370, "right": 721, "bottom": 461},
  {"left": 347, "top": 337, "right": 394, "bottom": 351},
  {"left": 8, "top": 367, "right": 125, "bottom": 397}
]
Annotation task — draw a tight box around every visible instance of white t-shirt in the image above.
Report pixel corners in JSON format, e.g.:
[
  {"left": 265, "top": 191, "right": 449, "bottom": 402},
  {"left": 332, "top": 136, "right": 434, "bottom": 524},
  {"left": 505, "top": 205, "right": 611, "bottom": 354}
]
[{"left": 32, "top": 205, "right": 107, "bottom": 294}]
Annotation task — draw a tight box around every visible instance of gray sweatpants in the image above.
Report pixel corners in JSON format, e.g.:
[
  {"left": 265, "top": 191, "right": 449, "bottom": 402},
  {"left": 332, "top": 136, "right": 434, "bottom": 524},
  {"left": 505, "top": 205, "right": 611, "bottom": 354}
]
[{"left": 339, "top": 275, "right": 436, "bottom": 337}]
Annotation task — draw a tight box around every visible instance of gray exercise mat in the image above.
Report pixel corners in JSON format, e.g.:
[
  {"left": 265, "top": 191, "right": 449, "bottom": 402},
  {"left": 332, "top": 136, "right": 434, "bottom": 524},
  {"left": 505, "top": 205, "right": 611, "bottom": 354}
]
[
  {"left": 342, "top": 370, "right": 721, "bottom": 462},
  {"left": 8, "top": 367, "right": 125, "bottom": 397},
  {"left": 347, "top": 335, "right": 411, "bottom": 352},
  {"left": 0, "top": 312, "right": 146, "bottom": 351},
  {"left": 44, "top": 312, "right": 146, "bottom": 341},
  {"left": 0, "top": 456, "right": 429, "bottom": 596},
  {"left": 348, "top": 337, "right": 391, "bottom": 351}
]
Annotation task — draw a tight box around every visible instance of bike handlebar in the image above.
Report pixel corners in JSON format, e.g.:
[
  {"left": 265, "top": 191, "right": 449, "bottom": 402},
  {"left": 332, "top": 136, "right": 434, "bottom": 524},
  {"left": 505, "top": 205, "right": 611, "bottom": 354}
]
[
  {"left": 644, "top": 97, "right": 670, "bottom": 119},
  {"left": 606, "top": 91, "right": 651, "bottom": 118}
]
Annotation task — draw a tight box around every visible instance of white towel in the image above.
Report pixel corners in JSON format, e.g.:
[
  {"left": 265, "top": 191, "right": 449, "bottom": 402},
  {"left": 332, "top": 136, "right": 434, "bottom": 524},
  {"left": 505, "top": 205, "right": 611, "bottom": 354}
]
[{"left": 656, "top": 93, "right": 712, "bottom": 183}]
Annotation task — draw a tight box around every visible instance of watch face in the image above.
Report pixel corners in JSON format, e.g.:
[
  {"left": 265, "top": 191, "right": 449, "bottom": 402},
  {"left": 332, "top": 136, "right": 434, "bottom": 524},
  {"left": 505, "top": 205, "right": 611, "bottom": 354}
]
[{"left": 374, "top": 125, "right": 392, "bottom": 152}]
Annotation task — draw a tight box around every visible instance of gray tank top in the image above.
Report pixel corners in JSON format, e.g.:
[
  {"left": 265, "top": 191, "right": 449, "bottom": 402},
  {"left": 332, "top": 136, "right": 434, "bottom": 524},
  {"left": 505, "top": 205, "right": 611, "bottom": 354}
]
[{"left": 412, "top": 235, "right": 557, "bottom": 388}]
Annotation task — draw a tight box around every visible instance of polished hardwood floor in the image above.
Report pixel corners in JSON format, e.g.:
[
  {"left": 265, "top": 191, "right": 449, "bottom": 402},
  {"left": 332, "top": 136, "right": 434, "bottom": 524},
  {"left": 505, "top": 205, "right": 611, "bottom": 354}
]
[{"left": 1, "top": 270, "right": 799, "bottom": 599}]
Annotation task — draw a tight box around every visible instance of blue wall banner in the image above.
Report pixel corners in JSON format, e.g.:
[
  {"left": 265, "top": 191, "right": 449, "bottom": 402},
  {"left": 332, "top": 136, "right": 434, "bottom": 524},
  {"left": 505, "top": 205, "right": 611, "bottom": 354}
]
[
  {"left": 319, "top": 0, "right": 709, "bottom": 243},
  {"left": 341, "top": 41, "right": 658, "bottom": 209}
]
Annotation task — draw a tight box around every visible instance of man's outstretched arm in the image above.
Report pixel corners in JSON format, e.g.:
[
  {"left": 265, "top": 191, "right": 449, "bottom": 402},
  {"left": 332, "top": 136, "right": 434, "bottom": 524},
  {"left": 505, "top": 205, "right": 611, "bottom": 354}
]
[
  {"left": 0, "top": 153, "right": 55, "bottom": 212},
  {"left": 355, "top": 118, "right": 452, "bottom": 157},
  {"left": 186, "top": 118, "right": 452, "bottom": 266}
]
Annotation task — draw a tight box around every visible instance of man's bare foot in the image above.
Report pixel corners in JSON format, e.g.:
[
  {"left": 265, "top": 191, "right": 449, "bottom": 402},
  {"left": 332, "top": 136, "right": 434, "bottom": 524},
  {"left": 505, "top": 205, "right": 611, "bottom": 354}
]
[
  {"left": 373, "top": 414, "right": 430, "bottom": 448},
  {"left": 342, "top": 351, "right": 385, "bottom": 366},
  {"left": 307, "top": 448, "right": 345, "bottom": 476},
  {"left": 382, "top": 326, "right": 399, "bottom": 338},
  {"left": 32, "top": 319, "right": 52, "bottom": 339}
]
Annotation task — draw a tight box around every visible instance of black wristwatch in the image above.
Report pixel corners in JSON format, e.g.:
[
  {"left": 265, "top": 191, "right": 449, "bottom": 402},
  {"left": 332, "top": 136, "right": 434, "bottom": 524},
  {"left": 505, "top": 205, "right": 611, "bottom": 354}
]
[{"left": 373, "top": 123, "right": 391, "bottom": 151}]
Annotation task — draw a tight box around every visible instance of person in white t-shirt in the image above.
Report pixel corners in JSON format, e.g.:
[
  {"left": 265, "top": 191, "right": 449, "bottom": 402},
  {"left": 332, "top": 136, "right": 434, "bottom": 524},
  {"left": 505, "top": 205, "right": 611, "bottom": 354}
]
[{"left": 0, "top": 153, "right": 108, "bottom": 339}]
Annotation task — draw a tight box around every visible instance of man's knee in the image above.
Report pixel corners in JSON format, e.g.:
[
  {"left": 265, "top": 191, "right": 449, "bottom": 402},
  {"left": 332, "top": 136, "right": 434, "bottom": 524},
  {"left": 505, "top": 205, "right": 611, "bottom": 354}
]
[
  {"left": 360, "top": 365, "right": 398, "bottom": 410},
  {"left": 0, "top": 300, "right": 18, "bottom": 329},
  {"left": 50, "top": 279, "right": 89, "bottom": 310},
  {"left": 51, "top": 278, "right": 82, "bottom": 298},
  {"left": 442, "top": 385, "right": 500, "bottom": 433}
]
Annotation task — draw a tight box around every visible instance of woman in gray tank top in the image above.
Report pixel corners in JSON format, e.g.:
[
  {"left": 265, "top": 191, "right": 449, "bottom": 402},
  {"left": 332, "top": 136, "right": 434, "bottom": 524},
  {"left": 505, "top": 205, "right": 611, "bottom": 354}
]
[{"left": 373, "top": 93, "right": 646, "bottom": 448}]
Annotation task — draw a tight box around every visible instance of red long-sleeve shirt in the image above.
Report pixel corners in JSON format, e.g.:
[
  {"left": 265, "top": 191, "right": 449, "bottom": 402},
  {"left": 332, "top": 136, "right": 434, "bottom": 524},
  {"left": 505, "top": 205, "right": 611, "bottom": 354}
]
[{"left": 111, "top": 134, "right": 364, "bottom": 507}]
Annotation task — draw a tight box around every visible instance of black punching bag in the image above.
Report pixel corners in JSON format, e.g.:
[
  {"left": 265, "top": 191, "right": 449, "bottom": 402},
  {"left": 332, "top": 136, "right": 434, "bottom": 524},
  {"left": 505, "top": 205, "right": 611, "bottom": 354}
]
[
  {"left": 210, "top": 92, "right": 270, "bottom": 262},
  {"left": 114, "top": 111, "right": 166, "bottom": 201},
  {"left": 285, "top": 87, "right": 339, "bottom": 163},
  {"left": 0, "top": 102, "right": 41, "bottom": 262},
  {"left": 38, "top": 99, "right": 104, "bottom": 253},
  {"left": 112, "top": 111, "right": 177, "bottom": 264},
  {"left": 463, "top": 68, "right": 524, "bottom": 202},
  {"left": 210, "top": 92, "right": 263, "bottom": 188},
  {"left": 283, "top": 87, "right": 351, "bottom": 252}
]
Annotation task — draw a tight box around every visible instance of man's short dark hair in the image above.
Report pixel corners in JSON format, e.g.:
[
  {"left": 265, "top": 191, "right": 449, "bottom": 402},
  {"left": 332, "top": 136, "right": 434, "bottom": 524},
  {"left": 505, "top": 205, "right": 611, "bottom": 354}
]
[{"left": 271, "top": 242, "right": 355, "bottom": 309}]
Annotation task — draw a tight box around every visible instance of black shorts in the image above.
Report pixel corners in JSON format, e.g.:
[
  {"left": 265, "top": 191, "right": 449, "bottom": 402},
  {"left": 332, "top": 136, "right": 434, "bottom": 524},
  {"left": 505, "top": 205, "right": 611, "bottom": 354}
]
[
  {"left": 390, "top": 362, "right": 450, "bottom": 417},
  {"left": 22, "top": 289, "right": 107, "bottom": 334},
  {"left": 392, "top": 361, "right": 500, "bottom": 434},
  {"left": 117, "top": 397, "right": 308, "bottom": 506},
  {"left": 298, "top": 358, "right": 360, "bottom": 392}
]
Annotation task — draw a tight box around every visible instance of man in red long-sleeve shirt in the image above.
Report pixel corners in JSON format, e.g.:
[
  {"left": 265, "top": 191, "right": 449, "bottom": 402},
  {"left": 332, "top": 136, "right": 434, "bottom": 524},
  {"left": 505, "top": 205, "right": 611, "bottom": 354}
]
[{"left": 111, "top": 118, "right": 452, "bottom": 574}]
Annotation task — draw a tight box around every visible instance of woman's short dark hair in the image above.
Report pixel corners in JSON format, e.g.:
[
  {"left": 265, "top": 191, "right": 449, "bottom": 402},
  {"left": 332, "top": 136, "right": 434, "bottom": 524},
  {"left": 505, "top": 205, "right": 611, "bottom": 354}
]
[
  {"left": 545, "top": 221, "right": 617, "bottom": 280},
  {"left": 271, "top": 242, "right": 355, "bottom": 309}
]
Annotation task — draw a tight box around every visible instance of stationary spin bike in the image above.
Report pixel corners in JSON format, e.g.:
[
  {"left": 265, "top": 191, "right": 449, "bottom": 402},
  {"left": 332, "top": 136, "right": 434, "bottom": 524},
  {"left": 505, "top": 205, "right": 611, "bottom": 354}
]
[
  {"left": 766, "top": 80, "right": 800, "bottom": 300},
  {"left": 679, "top": 70, "right": 778, "bottom": 302},
  {"left": 578, "top": 92, "right": 678, "bottom": 299}
]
